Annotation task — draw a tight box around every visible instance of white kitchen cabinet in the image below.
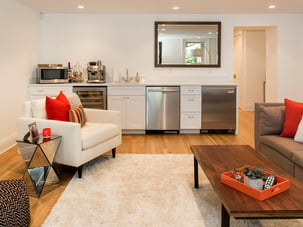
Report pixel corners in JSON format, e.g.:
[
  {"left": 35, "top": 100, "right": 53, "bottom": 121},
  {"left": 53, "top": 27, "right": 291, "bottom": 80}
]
[
  {"left": 180, "top": 86, "right": 201, "bottom": 131},
  {"left": 108, "top": 86, "right": 145, "bottom": 131},
  {"left": 27, "top": 85, "right": 73, "bottom": 100}
]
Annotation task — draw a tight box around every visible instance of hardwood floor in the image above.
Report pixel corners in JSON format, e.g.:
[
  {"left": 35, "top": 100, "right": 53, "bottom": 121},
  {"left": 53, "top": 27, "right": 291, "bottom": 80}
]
[{"left": 0, "top": 109, "right": 254, "bottom": 227}]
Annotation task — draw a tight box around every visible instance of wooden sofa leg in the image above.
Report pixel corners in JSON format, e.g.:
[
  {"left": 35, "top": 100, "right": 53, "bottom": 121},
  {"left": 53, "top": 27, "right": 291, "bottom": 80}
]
[
  {"left": 112, "top": 148, "right": 116, "bottom": 158},
  {"left": 78, "top": 166, "right": 83, "bottom": 178}
]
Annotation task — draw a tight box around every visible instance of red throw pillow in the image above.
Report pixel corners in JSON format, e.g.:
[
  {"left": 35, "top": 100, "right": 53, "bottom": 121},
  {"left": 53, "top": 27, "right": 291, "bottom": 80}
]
[
  {"left": 45, "top": 91, "right": 71, "bottom": 121},
  {"left": 280, "top": 99, "right": 303, "bottom": 137}
]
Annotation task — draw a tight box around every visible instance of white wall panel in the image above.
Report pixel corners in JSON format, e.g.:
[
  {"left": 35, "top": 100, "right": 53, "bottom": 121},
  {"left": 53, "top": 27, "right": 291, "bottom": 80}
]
[{"left": 0, "top": 0, "right": 40, "bottom": 153}]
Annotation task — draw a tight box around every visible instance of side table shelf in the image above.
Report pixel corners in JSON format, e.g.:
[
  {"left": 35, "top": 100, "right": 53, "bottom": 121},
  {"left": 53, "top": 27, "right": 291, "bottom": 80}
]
[{"left": 17, "top": 135, "right": 62, "bottom": 197}]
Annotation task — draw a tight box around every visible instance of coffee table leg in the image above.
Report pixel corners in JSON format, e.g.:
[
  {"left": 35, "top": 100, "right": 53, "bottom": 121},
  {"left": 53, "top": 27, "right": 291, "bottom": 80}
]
[
  {"left": 221, "top": 204, "right": 230, "bottom": 227},
  {"left": 194, "top": 157, "right": 199, "bottom": 188}
]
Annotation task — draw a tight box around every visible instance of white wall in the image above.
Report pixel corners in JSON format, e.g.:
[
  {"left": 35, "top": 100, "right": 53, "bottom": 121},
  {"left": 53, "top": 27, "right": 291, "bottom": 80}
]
[
  {"left": 40, "top": 13, "right": 303, "bottom": 101},
  {"left": 276, "top": 14, "right": 303, "bottom": 102},
  {"left": 0, "top": 0, "right": 40, "bottom": 153},
  {"left": 40, "top": 14, "right": 233, "bottom": 84}
]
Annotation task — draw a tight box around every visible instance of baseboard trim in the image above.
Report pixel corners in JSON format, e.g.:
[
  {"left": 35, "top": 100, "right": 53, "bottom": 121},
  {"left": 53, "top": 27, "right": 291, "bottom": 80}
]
[{"left": 0, "top": 133, "right": 17, "bottom": 154}]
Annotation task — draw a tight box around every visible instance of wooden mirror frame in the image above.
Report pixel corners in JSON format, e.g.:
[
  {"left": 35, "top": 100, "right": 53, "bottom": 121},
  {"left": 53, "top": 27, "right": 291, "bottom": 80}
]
[{"left": 155, "top": 21, "right": 221, "bottom": 68}]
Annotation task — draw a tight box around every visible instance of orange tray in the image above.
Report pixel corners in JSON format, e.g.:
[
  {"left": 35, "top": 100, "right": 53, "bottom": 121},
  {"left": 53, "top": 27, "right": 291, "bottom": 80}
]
[{"left": 221, "top": 166, "right": 290, "bottom": 201}]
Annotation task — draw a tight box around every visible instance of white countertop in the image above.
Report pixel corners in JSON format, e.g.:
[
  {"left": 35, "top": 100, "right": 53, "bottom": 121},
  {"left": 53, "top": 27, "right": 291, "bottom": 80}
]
[{"left": 29, "top": 82, "right": 238, "bottom": 87}]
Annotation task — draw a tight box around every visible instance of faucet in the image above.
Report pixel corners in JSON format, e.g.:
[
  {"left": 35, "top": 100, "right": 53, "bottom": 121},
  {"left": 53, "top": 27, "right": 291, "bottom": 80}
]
[{"left": 122, "top": 68, "right": 133, "bottom": 83}]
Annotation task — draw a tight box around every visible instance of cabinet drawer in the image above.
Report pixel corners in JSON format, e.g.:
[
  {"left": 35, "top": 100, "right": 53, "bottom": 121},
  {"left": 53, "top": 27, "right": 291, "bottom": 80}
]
[
  {"left": 28, "top": 86, "right": 72, "bottom": 96},
  {"left": 181, "top": 113, "right": 201, "bottom": 129},
  {"left": 181, "top": 96, "right": 201, "bottom": 112},
  {"left": 108, "top": 86, "right": 145, "bottom": 96},
  {"left": 181, "top": 86, "right": 201, "bottom": 95}
]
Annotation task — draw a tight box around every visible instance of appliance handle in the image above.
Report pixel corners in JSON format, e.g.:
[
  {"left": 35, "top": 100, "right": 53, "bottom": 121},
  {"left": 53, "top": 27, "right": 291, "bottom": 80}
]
[{"left": 147, "top": 88, "right": 179, "bottom": 92}]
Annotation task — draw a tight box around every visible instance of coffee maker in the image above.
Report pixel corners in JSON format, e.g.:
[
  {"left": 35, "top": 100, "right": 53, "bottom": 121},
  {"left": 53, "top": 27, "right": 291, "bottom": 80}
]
[{"left": 87, "top": 60, "right": 105, "bottom": 83}]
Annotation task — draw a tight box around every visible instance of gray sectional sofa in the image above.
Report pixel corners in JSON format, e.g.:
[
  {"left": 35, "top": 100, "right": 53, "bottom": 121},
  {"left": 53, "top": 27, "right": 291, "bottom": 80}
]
[{"left": 255, "top": 103, "right": 303, "bottom": 182}]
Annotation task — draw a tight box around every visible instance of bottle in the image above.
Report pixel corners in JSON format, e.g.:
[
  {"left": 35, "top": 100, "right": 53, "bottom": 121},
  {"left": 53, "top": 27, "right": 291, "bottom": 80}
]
[
  {"left": 135, "top": 72, "right": 140, "bottom": 84},
  {"left": 68, "top": 62, "right": 72, "bottom": 82}
]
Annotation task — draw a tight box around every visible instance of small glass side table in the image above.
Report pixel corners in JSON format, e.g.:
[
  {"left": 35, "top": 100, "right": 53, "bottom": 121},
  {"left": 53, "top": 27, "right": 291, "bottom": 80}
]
[{"left": 17, "top": 135, "right": 62, "bottom": 197}]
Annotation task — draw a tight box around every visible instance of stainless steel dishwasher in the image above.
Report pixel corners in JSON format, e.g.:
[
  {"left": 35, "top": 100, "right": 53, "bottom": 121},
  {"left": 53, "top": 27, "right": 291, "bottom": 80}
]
[
  {"left": 201, "top": 86, "right": 237, "bottom": 134},
  {"left": 146, "top": 86, "right": 180, "bottom": 133}
]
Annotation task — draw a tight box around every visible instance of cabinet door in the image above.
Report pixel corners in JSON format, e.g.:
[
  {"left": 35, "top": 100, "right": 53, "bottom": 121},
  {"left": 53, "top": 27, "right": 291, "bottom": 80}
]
[
  {"left": 181, "top": 96, "right": 201, "bottom": 112},
  {"left": 28, "top": 86, "right": 72, "bottom": 100},
  {"left": 181, "top": 113, "right": 201, "bottom": 129},
  {"left": 107, "top": 96, "right": 127, "bottom": 129},
  {"left": 126, "top": 96, "right": 145, "bottom": 129}
]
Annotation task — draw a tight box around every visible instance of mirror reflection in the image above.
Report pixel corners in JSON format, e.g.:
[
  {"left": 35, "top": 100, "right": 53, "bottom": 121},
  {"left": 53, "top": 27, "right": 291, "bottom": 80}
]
[{"left": 155, "top": 21, "right": 221, "bottom": 67}]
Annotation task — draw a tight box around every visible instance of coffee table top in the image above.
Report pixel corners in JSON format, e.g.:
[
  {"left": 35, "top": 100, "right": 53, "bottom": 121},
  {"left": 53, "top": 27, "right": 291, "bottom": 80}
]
[{"left": 190, "top": 145, "right": 303, "bottom": 218}]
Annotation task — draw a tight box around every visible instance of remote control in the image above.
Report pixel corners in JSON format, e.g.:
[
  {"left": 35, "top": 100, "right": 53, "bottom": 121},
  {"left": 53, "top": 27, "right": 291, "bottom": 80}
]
[{"left": 263, "top": 175, "right": 276, "bottom": 190}]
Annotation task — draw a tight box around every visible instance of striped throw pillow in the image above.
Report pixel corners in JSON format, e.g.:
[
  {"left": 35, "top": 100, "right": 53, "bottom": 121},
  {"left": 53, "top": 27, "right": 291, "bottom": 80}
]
[{"left": 69, "top": 104, "right": 87, "bottom": 127}]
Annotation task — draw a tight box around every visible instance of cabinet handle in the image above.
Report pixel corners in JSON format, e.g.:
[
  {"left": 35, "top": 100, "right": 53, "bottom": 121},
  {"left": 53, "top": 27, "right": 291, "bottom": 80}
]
[{"left": 188, "top": 98, "right": 195, "bottom": 101}]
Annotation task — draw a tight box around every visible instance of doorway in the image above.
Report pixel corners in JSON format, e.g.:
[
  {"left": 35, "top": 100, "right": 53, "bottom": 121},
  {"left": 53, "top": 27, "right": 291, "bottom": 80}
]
[{"left": 233, "top": 27, "right": 267, "bottom": 111}]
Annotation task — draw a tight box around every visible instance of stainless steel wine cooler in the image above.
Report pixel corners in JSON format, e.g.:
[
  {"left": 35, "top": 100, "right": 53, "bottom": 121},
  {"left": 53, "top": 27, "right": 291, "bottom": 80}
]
[{"left": 73, "top": 86, "right": 107, "bottom": 109}]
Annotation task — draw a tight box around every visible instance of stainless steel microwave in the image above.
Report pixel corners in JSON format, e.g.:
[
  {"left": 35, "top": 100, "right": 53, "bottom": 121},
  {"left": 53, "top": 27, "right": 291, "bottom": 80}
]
[{"left": 37, "top": 65, "right": 69, "bottom": 84}]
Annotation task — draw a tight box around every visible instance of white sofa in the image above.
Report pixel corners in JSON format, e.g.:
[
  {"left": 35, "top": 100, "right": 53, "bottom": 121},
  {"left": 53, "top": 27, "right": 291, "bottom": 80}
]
[{"left": 17, "top": 93, "right": 122, "bottom": 178}]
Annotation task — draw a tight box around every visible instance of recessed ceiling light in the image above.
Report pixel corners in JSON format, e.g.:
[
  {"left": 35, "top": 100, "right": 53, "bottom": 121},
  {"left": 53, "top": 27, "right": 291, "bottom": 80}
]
[
  {"left": 268, "top": 5, "right": 276, "bottom": 9},
  {"left": 173, "top": 6, "right": 180, "bottom": 10},
  {"left": 78, "top": 5, "right": 84, "bottom": 9}
]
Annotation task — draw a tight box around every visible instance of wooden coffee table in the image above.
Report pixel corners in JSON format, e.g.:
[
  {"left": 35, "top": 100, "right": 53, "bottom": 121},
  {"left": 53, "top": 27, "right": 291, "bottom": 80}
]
[{"left": 191, "top": 145, "right": 303, "bottom": 227}]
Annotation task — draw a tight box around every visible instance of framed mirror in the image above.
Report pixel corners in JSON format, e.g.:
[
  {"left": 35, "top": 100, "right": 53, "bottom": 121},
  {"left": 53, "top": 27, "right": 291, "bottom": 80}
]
[{"left": 155, "top": 21, "right": 221, "bottom": 67}]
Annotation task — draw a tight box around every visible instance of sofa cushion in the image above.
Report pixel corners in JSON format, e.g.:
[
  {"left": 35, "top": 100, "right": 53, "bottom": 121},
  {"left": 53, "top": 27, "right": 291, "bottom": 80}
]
[
  {"left": 81, "top": 122, "right": 119, "bottom": 150},
  {"left": 293, "top": 150, "right": 303, "bottom": 169},
  {"left": 65, "top": 93, "right": 82, "bottom": 109},
  {"left": 260, "top": 135, "right": 303, "bottom": 160},
  {"left": 260, "top": 105, "right": 285, "bottom": 135},
  {"left": 280, "top": 99, "right": 303, "bottom": 138}
]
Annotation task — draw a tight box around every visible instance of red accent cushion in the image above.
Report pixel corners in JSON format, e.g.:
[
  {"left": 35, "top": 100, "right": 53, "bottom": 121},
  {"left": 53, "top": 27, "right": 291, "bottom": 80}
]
[
  {"left": 280, "top": 99, "right": 303, "bottom": 137},
  {"left": 45, "top": 91, "right": 71, "bottom": 121}
]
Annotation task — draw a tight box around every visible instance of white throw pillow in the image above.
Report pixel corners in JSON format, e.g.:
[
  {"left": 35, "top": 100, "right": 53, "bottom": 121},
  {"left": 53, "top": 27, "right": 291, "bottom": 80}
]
[
  {"left": 294, "top": 115, "right": 303, "bottom": 143},
  {"left": 31, "top": 99, "right": 47, "bottom": 119}
]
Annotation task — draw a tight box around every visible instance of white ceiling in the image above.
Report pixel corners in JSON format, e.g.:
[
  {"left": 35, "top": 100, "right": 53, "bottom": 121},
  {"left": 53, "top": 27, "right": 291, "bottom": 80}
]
[{"left": 16, "top": 0, "right": 303, "bottom": 14}]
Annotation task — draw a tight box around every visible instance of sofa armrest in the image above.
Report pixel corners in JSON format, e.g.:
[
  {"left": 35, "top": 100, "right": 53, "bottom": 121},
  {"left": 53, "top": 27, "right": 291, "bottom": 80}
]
[
  {"left": 84, "top": 108, "right": 122, "bottom": 129},
  {"left": 254, "top": 103, "right": 285, "bottom": 151},
  {"left": 17, "top": 117, "right": 82, "bottom": 167}
]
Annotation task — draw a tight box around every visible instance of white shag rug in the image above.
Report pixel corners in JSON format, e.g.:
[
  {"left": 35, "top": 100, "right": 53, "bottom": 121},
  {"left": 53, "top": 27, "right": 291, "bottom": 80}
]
[{"left": 43, "top": 154, "right": 303, "bottom": 227}]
